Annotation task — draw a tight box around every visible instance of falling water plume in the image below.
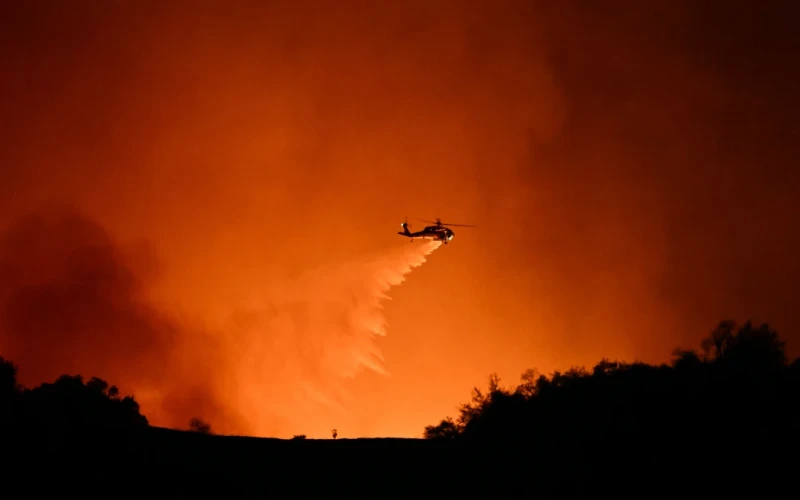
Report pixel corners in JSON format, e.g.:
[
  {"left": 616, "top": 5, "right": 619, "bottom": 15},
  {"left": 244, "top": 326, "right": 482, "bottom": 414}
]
[{"left": 219, "top": 240, "right": 443, "bottom": 437}]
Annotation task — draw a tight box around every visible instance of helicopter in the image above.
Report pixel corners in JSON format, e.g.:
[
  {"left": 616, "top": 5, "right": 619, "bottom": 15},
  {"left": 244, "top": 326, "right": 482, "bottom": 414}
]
[{"left": 397, "top": 217, "right": 476, "bottom": 244}]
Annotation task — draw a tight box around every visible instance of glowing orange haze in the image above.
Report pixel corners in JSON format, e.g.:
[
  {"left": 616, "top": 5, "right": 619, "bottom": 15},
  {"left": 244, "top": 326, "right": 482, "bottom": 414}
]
[{"left": 1, "top": 1, "right": 798, "bottom": 437}]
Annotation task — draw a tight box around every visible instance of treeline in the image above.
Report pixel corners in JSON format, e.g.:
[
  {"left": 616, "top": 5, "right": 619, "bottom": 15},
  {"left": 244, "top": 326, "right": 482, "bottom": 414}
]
[
  {"left": 1, "top": 319, "right": 796, "bottom": 491},
  {"left": 423, "top": 320, "right": 800, "bottom": 457},
  {"left": 3, "top": 319, "right": 799, "bottom": 452},
  {"left": 0, "top": 358, "right": 149, "bottom": 438},
  {"left": 1, "top": 359, "right": 219, "bottom": 441}
]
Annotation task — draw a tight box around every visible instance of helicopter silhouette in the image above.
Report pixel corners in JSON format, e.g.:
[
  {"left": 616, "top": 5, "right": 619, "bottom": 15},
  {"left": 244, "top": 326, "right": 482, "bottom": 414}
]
[{"left": 397, "top": 217, "right": 476, "bottom": 244}]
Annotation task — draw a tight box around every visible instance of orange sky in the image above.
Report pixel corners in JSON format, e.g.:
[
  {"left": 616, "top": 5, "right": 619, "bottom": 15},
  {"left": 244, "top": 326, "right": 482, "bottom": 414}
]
[{"left": 1, "top": 0, "right": 798, "bottom": 438}]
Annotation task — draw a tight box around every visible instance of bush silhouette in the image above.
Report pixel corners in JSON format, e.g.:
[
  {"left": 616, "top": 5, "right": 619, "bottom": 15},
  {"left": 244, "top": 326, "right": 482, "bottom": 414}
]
[
  {"left": 0, "top": 357, "right": 20, "bottom": 427},
  {"left": 189, "top": 417, "right": 212, "bottom": 434},
  {"left": 18, "top": 374, "right": 148, "bottom": 436},
  {"left": 2, "top": 317, "right": 798, "bottom": 491},
  {"left": 0, "top": 355, "right": 149, "bottom": 441},
  {"left": 423, "top": 320, "right": 799, "bottom": 457},
  {"left": 0, "top": 357, "right": 18, "bottom": 396}
]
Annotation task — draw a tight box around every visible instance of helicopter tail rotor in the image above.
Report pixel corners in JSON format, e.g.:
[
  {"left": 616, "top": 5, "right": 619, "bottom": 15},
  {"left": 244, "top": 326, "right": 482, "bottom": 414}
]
[{"left": 399, "top": 216, "right": 412, "bottom": 235}]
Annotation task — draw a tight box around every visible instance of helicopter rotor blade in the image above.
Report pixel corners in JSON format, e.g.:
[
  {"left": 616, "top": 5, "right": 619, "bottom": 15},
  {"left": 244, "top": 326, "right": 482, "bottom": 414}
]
[{"left": 420, "top": 219, "right": 476, "bottom": 228}]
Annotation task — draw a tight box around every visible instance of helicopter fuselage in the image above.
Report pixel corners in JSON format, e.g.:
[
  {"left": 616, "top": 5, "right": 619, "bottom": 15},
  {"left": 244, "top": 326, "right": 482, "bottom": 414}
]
[{"left": 398, "top": 222, "right": 454, "bottom": 243}]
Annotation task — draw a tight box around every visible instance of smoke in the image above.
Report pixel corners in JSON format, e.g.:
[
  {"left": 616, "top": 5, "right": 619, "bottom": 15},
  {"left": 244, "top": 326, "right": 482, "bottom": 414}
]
[
  {"left": 0, "top": 203, "right": 441, "bottom": 437},
  {"left": 0, "top": 203, "right": 232, "bottom": 430},
  {"left": 6, "top": 0, "right": 796, "bottom": 438},
  {"left": 0, "top": 203, "right": 177, "bottom": 388}
]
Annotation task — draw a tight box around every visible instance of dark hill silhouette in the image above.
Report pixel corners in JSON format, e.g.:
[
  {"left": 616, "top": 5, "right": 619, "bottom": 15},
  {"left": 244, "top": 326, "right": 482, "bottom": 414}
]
[
  {"left": 1, "top": 320, "right": 798, "bottom": 494},
  {"left": 423, "top": 320, "right": 799, "bottom": 490}
]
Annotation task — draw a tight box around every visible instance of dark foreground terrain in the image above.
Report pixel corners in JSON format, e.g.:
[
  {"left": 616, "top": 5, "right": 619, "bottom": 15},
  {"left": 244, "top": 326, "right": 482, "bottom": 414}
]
[
  {"left": 3, "top": 320, "right": 799, "bottom": 495},
  {"left": 8, "top": 428, "right": 465, "bottom": 494},
  {"left": 6, "top": 423, "right": 794, "bottom": 495}
]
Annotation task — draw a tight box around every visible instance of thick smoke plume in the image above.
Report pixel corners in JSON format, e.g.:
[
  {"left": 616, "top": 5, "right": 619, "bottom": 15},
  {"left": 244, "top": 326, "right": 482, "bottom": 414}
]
[
  {"left": 0, "top": 204, "right": 441, "bottom": 437},
  {"left": 6, "top": 0, "right": 796, "bottom": 439},
  {"left": 0, "top": 203, "right": 177, "bottom": 389},
  {"left": 0, "top": 203, "right": 232, "bottom": 430}
]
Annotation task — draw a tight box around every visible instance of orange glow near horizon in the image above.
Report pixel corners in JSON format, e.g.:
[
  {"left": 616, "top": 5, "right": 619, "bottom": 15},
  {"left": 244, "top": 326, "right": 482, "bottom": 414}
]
[{"left": 1, "top": 1, "right": 798, "bottom": 438}]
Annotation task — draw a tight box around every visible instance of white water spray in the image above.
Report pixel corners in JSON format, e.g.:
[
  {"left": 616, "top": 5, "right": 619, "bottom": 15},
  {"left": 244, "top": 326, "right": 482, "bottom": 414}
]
[{"left": 221, "top": 240, "right": 443, "bottom": 436}]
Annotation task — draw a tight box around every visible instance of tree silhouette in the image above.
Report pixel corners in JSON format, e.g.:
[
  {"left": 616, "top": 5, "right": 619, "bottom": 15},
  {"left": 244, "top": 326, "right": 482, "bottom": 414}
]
[
  {"left": 1, "top": 316, "right": 798, "bottom": 492},
  {"left": 423, "top": 318, "right": 800, "bottom": 469},
  {"left": 19, "top": 374, "right": 149, "bottom": 434},
  {"left": 423, "top": 417, "right": 460, "bottom": 440},
  {"left": 0, "top": 357, "right": 20, "bottom": 427},
  {"left": 0, "top": 357, "right": 18, "bottom": 394},
  {"left": 189, "top": 417, "right": 212, "bottom": 434}
]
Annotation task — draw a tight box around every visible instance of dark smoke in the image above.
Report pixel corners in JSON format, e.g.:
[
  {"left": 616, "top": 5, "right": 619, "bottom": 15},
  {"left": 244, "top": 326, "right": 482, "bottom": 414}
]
[
  {"left": 0, "top": 203, "right": 442, "bottom": 437},
  {"left": 0, "top": 202, "right": 232, "bottom": 430},
  {"left": 0, "top": 202, "right": 169, "bottom": 383}
]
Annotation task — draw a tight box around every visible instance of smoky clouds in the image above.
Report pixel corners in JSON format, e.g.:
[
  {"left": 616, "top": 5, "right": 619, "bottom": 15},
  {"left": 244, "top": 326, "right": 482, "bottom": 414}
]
[
  {"left": 0, "top": 203, "right": 175, "bottom": 387},
  {"left": 1, "top": 0, "right": 798, "bottom": 437},
  {"left": 0, "top": 203, "right": 233, "bottom": 431},
  {"left": 0, "top": 203, "right": 442, "bottom": 437}
]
